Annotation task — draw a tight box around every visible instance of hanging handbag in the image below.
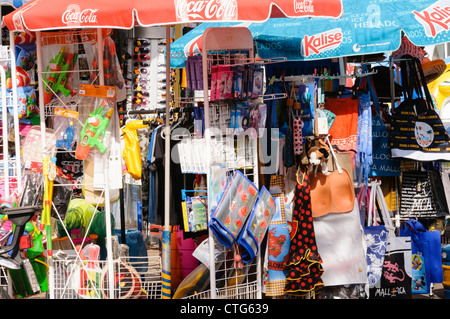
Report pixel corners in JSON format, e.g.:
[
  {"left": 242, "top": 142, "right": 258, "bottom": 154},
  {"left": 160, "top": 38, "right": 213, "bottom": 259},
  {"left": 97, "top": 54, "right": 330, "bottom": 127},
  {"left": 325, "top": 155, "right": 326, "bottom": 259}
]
[
  {"left": 390, "top": 57, "right": 450, "bottom": 161},
  {"left": 400, "top": 219, "right": 444, "bottom": 288},
  {"left": 362, "top": 67, "right": 401, "bottom": 177},
  {"left": 369, "top": 235, "right": 413, "bottom": 299},
  {"left": 310, "top": 137, "right": 355, "bottom": 218},
  {"left": 209, "top": 170, "right": 259, "bottom": 248},
  {"left": 400, "top": 170, "right": 449, "bottom": 218},
  {"left": 360, "top": 182, "right": 390, "bottom": 287}
]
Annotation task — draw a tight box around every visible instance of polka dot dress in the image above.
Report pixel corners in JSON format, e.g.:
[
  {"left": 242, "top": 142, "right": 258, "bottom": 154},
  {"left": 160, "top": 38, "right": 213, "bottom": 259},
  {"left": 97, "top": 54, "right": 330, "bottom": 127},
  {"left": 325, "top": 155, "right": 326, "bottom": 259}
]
[{"left": 284, "top": 168, "right": 324, "bottom": 296}]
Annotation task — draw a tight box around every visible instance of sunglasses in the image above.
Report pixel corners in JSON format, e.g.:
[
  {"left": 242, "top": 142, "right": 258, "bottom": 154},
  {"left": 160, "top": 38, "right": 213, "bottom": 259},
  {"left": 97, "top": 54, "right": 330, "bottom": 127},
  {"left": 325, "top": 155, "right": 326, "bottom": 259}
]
[
  {"left": 134, "top": 39, "right": 150, "bottom": 47},
  {"left": 132, "top": 83, "right": 147, "bottom": 91},
  {"left": 134, "top": 77, "right": 148, "bottom": 85},
  {"left": 133, "top": 61, "right": 150, "bottom": 68},
  {"left": 132, "top": 53, "right": 150, "bottom": 61},
  {"left": 134, "top": 46, "right": 150, "bottom": 54},
  {"left": 132, "top": 97, "right": 147, "bottom": 105},
  {"left": 134, "top": 91, "right": 150, "bottom": 98}
]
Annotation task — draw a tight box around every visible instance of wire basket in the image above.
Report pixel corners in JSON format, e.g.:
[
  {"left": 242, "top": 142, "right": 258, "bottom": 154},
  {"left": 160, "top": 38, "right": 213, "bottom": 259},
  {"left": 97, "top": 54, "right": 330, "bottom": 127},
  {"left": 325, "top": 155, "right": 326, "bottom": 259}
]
[{"left": 53, "top": 253, "right": 162, "bottom": 299}]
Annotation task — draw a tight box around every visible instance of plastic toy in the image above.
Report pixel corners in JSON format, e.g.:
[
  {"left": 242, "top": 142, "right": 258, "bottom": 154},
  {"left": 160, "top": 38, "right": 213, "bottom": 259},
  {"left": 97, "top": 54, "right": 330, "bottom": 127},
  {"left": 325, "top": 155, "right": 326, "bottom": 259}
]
[
  {"left": 75, "top": 102, "right": 114, "bottom": 160},
  {"left": 121, "top": 119, "right": 151, "bottom": 180},
  {"left": 6, "top": 66, "right": 31, "bottom": 90},
  {"left": 56, "top": 121, "right": 75, "bottom": 150},
  {"left": 42, "top": 46, "right": 78, "bottom": 105}
]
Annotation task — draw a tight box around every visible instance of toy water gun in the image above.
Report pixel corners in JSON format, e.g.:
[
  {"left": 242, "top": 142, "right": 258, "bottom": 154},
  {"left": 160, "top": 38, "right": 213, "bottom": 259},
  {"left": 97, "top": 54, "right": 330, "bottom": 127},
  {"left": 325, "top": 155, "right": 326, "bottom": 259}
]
[
  {"left": 54, "top": 52, "right": 78, "bottom": 97},
  {"left": 121, "top": 119, "right": 151, "bottom": 180},
  {"left": 42, "top": 46, "right": 78, "bottom": 105},
  {"left": 104, "top": 40, "right": 123, "bottom": 89},
  {"left": 75, "top": 102, "right": 114, "bottom": 160}
]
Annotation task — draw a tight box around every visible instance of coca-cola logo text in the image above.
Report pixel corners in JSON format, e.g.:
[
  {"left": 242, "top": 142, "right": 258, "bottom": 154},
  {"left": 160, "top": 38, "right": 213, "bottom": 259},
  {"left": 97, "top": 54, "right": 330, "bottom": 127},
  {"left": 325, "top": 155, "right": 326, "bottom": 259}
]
[
  {"left": 62, "top": 8, "right": 98, "bottom": 25},
  {"left": 302, "top": 28, "right": 343, "bottom": 57},
  {"left": 413, "top": 3, "right": 450, "bottom": 37},
  {"left": 294, "top": 0, "right": 314, "bottom": 14},
  {"left": 175, "top": 0, "right": 237, "bottom": 20}
]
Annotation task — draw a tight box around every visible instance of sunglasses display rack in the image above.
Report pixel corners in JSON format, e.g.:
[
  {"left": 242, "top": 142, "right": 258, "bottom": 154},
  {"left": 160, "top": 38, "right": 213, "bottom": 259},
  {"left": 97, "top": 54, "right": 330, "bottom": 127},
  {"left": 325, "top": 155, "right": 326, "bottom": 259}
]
[{"left": 125, "top": 35, "right": 168, "bottom": 119}]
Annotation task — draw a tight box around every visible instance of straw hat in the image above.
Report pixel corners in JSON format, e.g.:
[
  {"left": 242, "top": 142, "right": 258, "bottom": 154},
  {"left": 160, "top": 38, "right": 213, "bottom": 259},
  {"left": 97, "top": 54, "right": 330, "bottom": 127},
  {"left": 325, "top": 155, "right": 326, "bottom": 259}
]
[{"left": 421, "top": 58, "right": 446, "bottom": 84}]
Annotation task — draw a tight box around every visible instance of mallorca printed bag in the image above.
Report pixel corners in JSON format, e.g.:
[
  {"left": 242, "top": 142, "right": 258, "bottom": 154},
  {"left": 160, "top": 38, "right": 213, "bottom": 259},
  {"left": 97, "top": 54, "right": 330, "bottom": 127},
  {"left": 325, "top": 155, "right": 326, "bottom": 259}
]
[
  {"left": 369, "top": 236, "right": 413, "bottom": 299},
  {"left": 399, "top": 170, "right": 449, "bottom": 218},
  {"left": 362, "top": 69, "right": 401, "bottom": 177},
  {"left": 359, "top": 183, "right": 390, "bottom": 287}
]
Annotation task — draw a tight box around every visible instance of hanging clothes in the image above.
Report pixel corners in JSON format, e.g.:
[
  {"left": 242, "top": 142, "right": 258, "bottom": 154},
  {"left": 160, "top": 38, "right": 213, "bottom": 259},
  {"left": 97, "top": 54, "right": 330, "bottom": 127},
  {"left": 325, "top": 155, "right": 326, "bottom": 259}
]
[
  {"left": 284, "top": 168, "right": 324, "bottom": 296},
  {"left": 325, "top": 96, "right": 359, "bottom": 153},
  {"left": 147, "top": 125, "right": 163, "bottom": 225},
  {"left": 356, "top": 92, "right": 373, "bottom": 185},
  {"left": 147, "top": 122, "right": 195, "bottom": 227}
]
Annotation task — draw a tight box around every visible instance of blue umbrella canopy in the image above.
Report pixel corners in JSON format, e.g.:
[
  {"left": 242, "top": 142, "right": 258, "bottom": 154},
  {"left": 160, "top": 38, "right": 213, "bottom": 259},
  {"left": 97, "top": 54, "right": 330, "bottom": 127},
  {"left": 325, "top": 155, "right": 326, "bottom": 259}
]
[
  {"left": 0, "top": 0, "right": 30, "bottom": 8},
  {"left": 171, "top": 0, "right": 450, "bottom": 67}
]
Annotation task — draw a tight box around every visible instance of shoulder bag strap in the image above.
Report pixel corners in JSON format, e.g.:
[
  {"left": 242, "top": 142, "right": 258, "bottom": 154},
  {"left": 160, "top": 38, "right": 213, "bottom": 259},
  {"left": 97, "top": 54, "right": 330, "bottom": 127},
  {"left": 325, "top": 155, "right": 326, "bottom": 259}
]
[
  {"left": 414, "top": 57, "right": 435, "bottom": 111},
  {"left": 325, "top": 135, "right": 343, "bottom": 173}
]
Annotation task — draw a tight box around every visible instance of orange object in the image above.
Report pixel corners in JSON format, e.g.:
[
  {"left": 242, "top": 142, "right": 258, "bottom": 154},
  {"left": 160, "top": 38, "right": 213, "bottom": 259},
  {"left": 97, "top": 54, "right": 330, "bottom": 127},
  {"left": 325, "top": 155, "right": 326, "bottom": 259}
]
[
  {"left": 309, "top": 169, "right": 355, "bottom": 217},
  {"left": 325, "top": 97, "right": 359, "bottom": 152}
]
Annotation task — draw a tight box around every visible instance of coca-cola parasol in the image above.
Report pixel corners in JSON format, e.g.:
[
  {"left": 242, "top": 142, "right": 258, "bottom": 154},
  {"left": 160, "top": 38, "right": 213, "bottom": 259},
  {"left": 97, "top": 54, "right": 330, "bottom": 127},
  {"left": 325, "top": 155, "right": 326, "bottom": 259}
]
[{"left": 3, "top": 0, "right": 343, "bottom": 31}]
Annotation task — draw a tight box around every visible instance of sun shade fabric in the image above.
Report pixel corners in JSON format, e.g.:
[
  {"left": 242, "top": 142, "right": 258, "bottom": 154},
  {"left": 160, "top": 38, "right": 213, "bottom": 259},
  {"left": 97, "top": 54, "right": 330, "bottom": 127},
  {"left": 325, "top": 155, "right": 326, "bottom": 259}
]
[{"left": 3, "top": 0, "right": 344, "bottom": 32}]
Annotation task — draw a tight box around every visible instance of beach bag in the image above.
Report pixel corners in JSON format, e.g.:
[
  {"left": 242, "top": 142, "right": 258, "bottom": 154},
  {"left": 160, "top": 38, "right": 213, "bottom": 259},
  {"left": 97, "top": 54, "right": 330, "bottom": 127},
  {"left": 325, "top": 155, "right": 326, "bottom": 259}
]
[
  {"left": 209, "top": 170, "right": 259, "bottom": 248},
  {"left": 400, "top": 219, "right": 444, "bottom": 291},
  {"left": 369, "top": 236, "right": 413, "bottom": 299},
  {"left": 310, "top": 137, "right": 355, "bottom": 218},
  {"left": 400, "top": 170, "right": 449, "bottom": 218},
  {"left": 359, "top": 182, "right": 390, "bottom": 287},
  {"left": 236, "top": 187, "right": 276, "bottom": 264},
  {"left": 362, "top": 69, "right": 401, "bottom": 177},
  {"left": 390, "top": 57, "right": 450, "bottom": 161},
  {"left": 313, "top": 200, "right": 368, "bottom": 287}
]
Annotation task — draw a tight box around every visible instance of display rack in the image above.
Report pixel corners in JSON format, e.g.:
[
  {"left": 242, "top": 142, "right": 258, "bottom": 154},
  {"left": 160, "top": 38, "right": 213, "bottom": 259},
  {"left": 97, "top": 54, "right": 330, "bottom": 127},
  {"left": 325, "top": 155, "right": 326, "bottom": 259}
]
[
  {"left": 174, "top": 27, "right": 264, "bottom": 299},
  {"left": 24, "top": 28, "right": 168, "bottom": 300},
  {"left": 0, "top": 43, "right": 23, "bottom": 297},
  {"left": 31, "top": 28, "right": 119, "bottom": 299},
  {"left": 53, "top": 254, "right": 162, "bottom": 299},
  {"left": 0, "top": 44, "right": 22, "bottom": 202}
]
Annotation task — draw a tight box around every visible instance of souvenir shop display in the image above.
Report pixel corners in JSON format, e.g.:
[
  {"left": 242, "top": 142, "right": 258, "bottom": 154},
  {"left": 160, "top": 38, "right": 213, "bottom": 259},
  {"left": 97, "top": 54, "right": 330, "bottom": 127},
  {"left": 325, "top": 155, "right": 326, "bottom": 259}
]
[{"left": 2, "top": 8, "right": 450, "bottom": 301}]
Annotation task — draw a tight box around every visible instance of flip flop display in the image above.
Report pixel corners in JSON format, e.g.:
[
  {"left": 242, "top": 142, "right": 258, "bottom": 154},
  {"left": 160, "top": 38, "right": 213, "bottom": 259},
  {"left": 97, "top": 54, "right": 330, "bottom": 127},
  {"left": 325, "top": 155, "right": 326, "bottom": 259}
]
[
  {"left": 236, "top": 186, "right": 276, "bottom": 264},
  {"left": 209, "top": 170, "right": 259, "bottom": 248}
]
